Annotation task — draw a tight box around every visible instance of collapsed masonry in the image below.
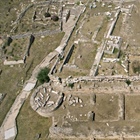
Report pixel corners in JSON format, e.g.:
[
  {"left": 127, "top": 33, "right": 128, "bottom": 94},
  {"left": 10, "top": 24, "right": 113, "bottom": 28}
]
[
  {"left": 30, "top": 83, "right": 64, "bottom": 117},
  {"left": 103, "top": 35, "right": 122, "bottom": 63}
]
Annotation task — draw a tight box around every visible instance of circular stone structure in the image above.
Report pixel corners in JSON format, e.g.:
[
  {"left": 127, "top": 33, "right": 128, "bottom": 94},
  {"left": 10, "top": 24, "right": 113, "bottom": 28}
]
[{"left": 30, "top": 83, "right": 64, "bottom": 117}]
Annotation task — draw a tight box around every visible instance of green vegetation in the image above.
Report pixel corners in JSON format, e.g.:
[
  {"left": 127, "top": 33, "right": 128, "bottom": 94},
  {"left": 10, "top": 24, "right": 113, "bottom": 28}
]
[
  {"left": 15, "top": 96, "right": 51, "bottom": 140},
  {"left": 37, "top": 67, "right": 50, "bottom": 84},
  {"left": 132, "top": 60, "right": 140, "bottom": 74},
  {"left": 113, "top": 48, "right": 119, "bottom": 54},
  {"left": 67, "top": 83, "right": 74, "bottom": 88},
  {"left": 76, "top": 1, "right": 80, "bottom": 5},
  {"left": 125, "top": 79, "right": 131, "bottom": 86},
  {"left": 118, "top": 60, "right": 122, "bottom": 65}
]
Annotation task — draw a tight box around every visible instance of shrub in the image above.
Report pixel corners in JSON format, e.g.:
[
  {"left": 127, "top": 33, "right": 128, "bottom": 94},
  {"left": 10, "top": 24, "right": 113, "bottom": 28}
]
[
  {"left": 7, "top": 37, "right": 12, "bottom": 46},
  {"left": 37, "top": 67, "right": 50, "bottom": 84},
  {"left": 125, "top": 79, "right": 131, "bottom": 86},
  {"left": 76, "top": 1, "right": 80, "bottom": 5},
  {"left": 44, "top": 12, "right": 51, "bottom": 18},
  {"left": 113, "top": 48, "right": 119, "bottom": 54},
  {"left": 67, "top": 83, "right": 74, "bottom": 88}
]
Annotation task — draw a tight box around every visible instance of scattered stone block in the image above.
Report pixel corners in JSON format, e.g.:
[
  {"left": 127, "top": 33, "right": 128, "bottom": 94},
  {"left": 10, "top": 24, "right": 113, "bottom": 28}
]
[
  {"left": 35, "top": 133, "right": 41, "bottom": 139},
  {"left": 40, "top": 92, "right": 44, "bottom": 99},
  {"left": 43, "top": 88, "right": 46, "bottom": 93},
  {"left": 72, "top": 99, "right": 76, "bottom": 103},
  {"left": 87, "top": 111, "right": 95, "bottom": 121},
  {"left": 77, "top": 84, "right": 81, "bottom": 89},
  {"left": 63, "top": 96, "right": 67, "bottom": 101},
  {"left": 75, "top": 97, "right": 79, "bottom": 103},
  {"left": 69, "top": 100, "right": 73, "bottom": 106},
  {"left": 52, "top": 90, "right": 58, "bottom": 94},
  {"left": 0, "top": 93, "right": 6, "bottom": 102},
  {"left": 0, "top": 93, "right": 3, "bottom": 100},
  {"left": 67, "top": 94, "right": 72, "bottom": 101},
  {"left": 62, "top": 105, "right": 66, "bottom": 109},
  {"left": 79, "top": 98, "right": 83, "bottom": 103}
]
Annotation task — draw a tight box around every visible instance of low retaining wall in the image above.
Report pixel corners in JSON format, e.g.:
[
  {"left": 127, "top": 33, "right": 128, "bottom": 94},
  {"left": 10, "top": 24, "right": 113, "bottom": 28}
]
[
  {"left": 4, "top": 60, "right": 24, "bottom": 65},
  {"left": 11, "top": 29, "right": 61, "bottom": 39},
  {"left": 13, "top": 4, "right": 34, "bottom": 25},
  {"left": 61, "top": 6, "right": 86, "bottom": 51},
  {"left": 3, "top": 35, "right": 35, "bottom": 65}
]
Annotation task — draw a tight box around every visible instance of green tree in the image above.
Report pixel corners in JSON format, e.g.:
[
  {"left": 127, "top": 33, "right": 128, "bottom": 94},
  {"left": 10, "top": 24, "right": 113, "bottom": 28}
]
[
  {"left": 37, "top": 67, "right": 50, "bottom": 84},
  {"left": 125, "top": 79, "right": 131, "bottom": 86},
  {"left": 67, "top": 83, "right": 74, "bottom": 88}
]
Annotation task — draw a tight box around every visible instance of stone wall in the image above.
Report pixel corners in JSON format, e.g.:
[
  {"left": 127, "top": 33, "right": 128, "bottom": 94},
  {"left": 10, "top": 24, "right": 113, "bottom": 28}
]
[
  {"left": 13, "top": 4, "right": 34, "bottom": 25},
  {"left": 11, "top": 29, "right": 61, "bottom": 39},
  {"left": 106, "top": 10, "right": 121, "bottom": 38},
  {"left": 4, "top": 60, "right": 24, "bottom": 65},
  {"left": 102, "top": 0, "right": 136, "bottom": 2},
  {"left": 3, "top": 35, "right": 35, "bottom": 65},
  {"left": 24, "top": 34, "right": 35, "bottom": 57},
  {"left": 59, "top": 44, "right": 74, "bottom": 72},
  {"left": 49, "top": 55, "right": 60, "bottom": 75}
]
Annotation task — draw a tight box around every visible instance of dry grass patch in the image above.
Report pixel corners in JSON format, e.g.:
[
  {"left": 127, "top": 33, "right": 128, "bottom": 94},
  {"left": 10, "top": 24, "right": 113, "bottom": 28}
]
[
  {"left": 57, "top": 67, "right": 87, "bottom": 79},
  {"left": 16, "top": 95, "right": 52, "bottom": 140},
  {"left": 129, "top": 55, "right": 140, "bottom": 76},
  {"left": 95, "top": 94, "right": 119, "bottom": 121},
  {"left": 125, "top": 95, "right": 140, "bottom": 121},
  {"left": 96, "top": 17, "right": 109, "bottom": 42},
  {"left": 98, "top": 60, "right": 127, "bottom": 76}
]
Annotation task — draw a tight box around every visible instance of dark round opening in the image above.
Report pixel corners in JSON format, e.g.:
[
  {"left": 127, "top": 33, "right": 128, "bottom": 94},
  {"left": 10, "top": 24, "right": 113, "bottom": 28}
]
[
  {"left": 51, "top": 15, "right": 59, "bottom": 21},
  {"left": 44, "top": 12, "right": 51, "bottom": 17}
]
